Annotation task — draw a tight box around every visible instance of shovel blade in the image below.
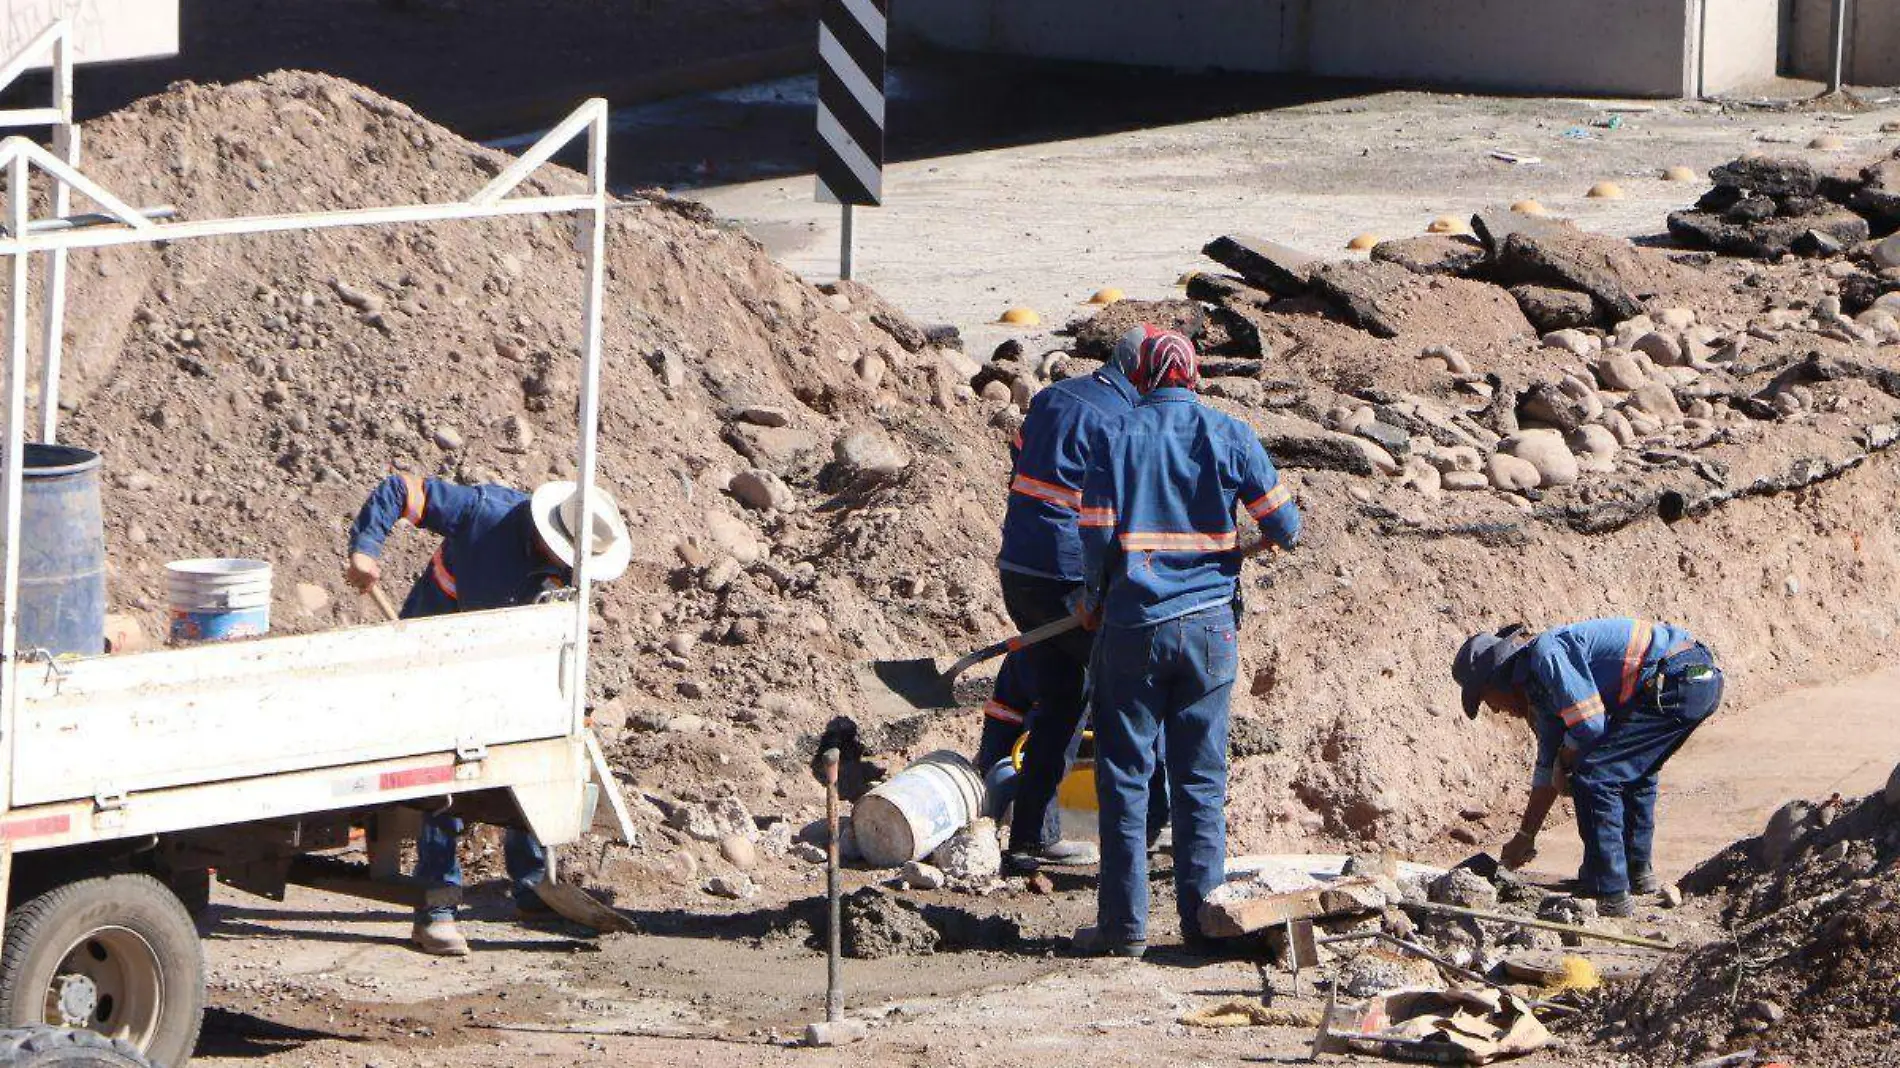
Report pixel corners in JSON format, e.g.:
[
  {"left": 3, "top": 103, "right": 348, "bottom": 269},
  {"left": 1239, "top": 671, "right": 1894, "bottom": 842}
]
[
  {"left": 531, "top": 876, "right": 637, "bottom": 933},
  {"left": 859, "top": 657, "right": 956, "bottom": 710}
]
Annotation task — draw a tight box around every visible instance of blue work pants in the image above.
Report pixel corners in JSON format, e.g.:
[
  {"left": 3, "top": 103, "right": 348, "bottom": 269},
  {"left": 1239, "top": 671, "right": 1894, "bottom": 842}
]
[
  {"left": 1092, "top": 605, "right": 1238, "bottom": 943},
  {"left": 1000, "top": 571, "right": 1095, "bottom": 852},
  {"left": 1571, "top": 646, "right": 1724, "bottom": 896},
  {"left": 415, "top": 815, "right": 547, "bottom": 922}
]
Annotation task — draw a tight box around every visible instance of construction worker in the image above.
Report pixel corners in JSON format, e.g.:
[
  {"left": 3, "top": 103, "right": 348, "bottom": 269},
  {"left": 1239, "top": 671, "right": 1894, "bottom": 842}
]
[
  {"left": 989, "top": 327, "right": 1157, "bottom": 872},
  {"left": 345, "top": 473, "right": 631, "bottom": 956},
  {"left": 1452, "top": 619, "right": 1725, "bottom": 917},
  {"left": 1073, "top": 329, "right": 1301, "bottom": 957}
]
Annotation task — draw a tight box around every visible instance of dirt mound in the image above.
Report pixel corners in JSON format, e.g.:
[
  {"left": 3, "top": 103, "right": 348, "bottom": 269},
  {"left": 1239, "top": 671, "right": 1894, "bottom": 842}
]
[
  {"left": 42, "top": 72, "right": 1900, "bottom": 896},
  {"left": 1593, "top": 789, "right": 1900, "bottom": 1066}
]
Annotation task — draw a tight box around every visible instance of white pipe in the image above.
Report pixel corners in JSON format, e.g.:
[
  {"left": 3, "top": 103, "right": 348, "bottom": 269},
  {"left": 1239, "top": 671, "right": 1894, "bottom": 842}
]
[
  {"left": 1829, "top": 0, "right": 1849, "bottom": 93},
  {"left": 37, "top": 32, "right": 74, "bottom": 443},
  {"left": 1, "top": 149, "right": 33, "bottom": 802},
  {"left": 569, "top": 106, "right": 608, "bottom": 737}
]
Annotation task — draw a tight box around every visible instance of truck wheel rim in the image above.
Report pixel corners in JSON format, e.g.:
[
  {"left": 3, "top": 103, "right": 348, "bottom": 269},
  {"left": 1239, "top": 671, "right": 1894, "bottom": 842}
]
[{"left": 43, "top": 926, "right": 164, "bottom": 1048}]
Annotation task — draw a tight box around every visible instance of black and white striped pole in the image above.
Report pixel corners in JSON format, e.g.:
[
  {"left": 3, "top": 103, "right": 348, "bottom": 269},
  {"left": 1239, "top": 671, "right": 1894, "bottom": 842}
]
[{"left": 815, "top": 0, "right": 886, "bottom": 281}]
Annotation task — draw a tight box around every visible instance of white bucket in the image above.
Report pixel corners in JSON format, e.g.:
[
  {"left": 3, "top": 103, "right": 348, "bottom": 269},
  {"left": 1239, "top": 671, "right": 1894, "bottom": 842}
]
[
  {"left": 852, "top": 750, "right": 986, "bottom": 868},
  {"left": 165, "top": 558, "right": 272, "bottom": 642}
]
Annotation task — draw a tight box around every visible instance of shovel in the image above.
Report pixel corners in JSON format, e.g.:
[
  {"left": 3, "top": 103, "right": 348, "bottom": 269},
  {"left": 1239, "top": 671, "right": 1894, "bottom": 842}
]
[{"left": 859, "top": 614, "right": 1083, "bottom": 711}]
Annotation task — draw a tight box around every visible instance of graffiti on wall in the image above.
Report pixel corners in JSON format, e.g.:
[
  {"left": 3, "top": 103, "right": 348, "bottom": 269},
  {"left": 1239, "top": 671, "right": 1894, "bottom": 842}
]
[{"left": 0, "top": 0, "right": 177, "bottom": 65}]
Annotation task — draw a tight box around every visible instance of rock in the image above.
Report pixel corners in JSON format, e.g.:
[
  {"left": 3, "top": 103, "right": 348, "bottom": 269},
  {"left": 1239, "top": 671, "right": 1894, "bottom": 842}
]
[
  {"left": 842, "top": 887, "right": 939, "bottom": 959},
  {"left": 1338, "top": 950, "right": 1439, "bottom": 997},
  {"left": 664, "top": 631, "right": 698, "bottom": 658},
  {"left": 292, "top": 582, "right": 331, "bottom": 616},
  {"left": 330, "top": 279, "right": 383, "bottom": 313},
  {"left": 1655, "top": 308, "right": 1696, "bottom": 331},
  {"left": 705, "top": 874, "right": 758, "bottom": 900},
  {"left": 1792, "top": 228, "right": 1845, "bottom": 258},
  {"left": 650, "top": 348, "right": 687, "bottom": 388},
  {"left": 719, "top": 834, "right": 758, "bottom": 870},
  {"left": 898, "top": 861, "right": 946, "bottom": 891},
  {"left": 668, "top": 803, "right": 723, "bottom": 842},
  {"left": 1886, "top": 762, "right": 1900, "bottom": 809},
  {"left": 1875, "top": 235, "right": 1900, "bottom": 271},
  {"left": 1486, "top": 453, "right": 1541, "bottom": 493},
  {"left": 735, "top": 404, "right": 791, "bottom": 428},
  {"left": 1399, "top": 457, "right": 1441, "bottom": 496},
  {"left": 931, "top": 818, "right": 1002, "bottom": 883},
  {"left": 1421, "top": 344, "right": 1472, "bottom": 374},
  {"left": 1512, "top": 285, "right": 1596, "bottom": 333},
  {"left": 1745, "top": 999, "right": 1785, "bottom": 1027},
  {"left": 979, "top": 380, "right": 1011, "bottom": 404},
  {"left": 1353, "top": 421, "right": 1411, "bottom": 458},
  {"left": 1442, "top": 470, "right": 1489, "bottom": 492},
  {"left": 730, "top": 469, "right": 795, "bottom": 512},
  {"left": 1762, "top": 799, "right": 1822, "bottom": 866},
  {"left": 1660, "top": 884, "right": 1683, "bottom": 908},
  {"left": 1542, "top": 329, "right": 1596, "bottom": 357},
  {"left": 1370, "top": 235, "right": 1487, "bottom": 277},
  {"left": 854, "top": 351, "right": 886, "bottom": 389},
  {"left": 793, "top": 841, "right": 828, "bottom": 865},
  {"left": 1309, "top": 260, "right": 1416, "bottom": 338},
  {"left": 1630, "top": 331, "right": 1684, "bottom": 368},
  {"left": 1353, "top": 438, "right": 1401, "bottom": 477},
  {"left": 1496, "top": 230, "right": 1647, "bottom": 322},
  {"left": 494, "top": 414, "right": 535, "bottom": 453},
  {"left": 1470, "top": 206, "right": 1573, "bottom": 258},
  {"left": 1567, "top": 424, "right": 1619, "bottom": 470},
  {"left": 835, "top": 429, "right": 909, "bottom": 483},
  {"left": 1520, "top": 381, "right": 1592, "bottom": 432},
  {"left": 1667, "top": 207, "right": 1869, "bottom": 259},
  {"left": 1201, "top": 234, "right": 1318, "bottom": 296},
  {"left": 1427, "top": 868, "right": 1498, "bottom": 911},
  {"left": 1593, "top": 350, "right": 1647, "bottom": 391},
  {"left": 1503, "top": 430, "right": 1580, "bottom": 487},
  {"left": 1260, "top": 428, "right": 1378, "bottom": 476},
  {"left": 1628, "top": 382, "right": 1684, "bottom": 425},
  {"left": 666, "top": 849, "right": 699, "bottom": 885},
  {"left": 1712, "top": 156, "right": 1818, "bottom": 196}
]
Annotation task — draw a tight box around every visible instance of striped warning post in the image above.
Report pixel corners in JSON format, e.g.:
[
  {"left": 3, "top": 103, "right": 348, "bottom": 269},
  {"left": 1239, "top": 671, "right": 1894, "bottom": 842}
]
[{"left": 815, "top": 0, "right": 886, "bottom": 206}]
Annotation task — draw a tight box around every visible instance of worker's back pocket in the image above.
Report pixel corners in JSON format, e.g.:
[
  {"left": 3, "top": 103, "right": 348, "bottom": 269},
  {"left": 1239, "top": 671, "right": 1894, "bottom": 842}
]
[{"left": 1202, "top": 621, "right": 1239, "bottom": 685}]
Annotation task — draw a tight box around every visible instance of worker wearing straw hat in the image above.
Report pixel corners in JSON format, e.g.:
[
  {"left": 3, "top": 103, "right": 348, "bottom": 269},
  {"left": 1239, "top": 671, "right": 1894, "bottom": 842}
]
[{"left": 346, "top": 474, "right": 630, "bottom": 956}]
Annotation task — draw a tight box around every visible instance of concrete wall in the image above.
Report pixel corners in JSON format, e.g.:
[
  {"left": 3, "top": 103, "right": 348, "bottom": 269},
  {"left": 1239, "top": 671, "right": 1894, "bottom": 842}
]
[
  {"left": 897, "top": 0, "right": 1782, "bottom": 98},
  {"left": 1789, "top": 0, "right": 1900, "bottom": 86},
  {"left": 0, "top": 1, "right": 179, "bottom": 65}
]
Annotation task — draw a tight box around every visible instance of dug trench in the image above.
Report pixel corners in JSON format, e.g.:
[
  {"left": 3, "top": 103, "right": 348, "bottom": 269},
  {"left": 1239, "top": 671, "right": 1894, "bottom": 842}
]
[{"left": 24, "top": 69, "right": 1900, "bottom": 1065}]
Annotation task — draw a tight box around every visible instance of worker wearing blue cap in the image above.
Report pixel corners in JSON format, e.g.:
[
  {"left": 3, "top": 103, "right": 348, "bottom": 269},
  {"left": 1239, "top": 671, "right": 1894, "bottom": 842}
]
[{"left": 1453, "top": 619, "right": 1725, "bottom": 916}]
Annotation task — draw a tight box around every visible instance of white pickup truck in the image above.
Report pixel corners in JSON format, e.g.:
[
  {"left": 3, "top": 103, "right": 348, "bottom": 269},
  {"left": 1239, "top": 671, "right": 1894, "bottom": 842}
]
[{"left": 0, "top": 77, "right": 626, "bottom": 1066}]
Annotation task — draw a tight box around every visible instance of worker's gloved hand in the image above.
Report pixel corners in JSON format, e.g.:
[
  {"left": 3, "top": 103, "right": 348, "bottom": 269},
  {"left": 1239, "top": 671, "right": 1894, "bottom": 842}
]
[
  {"left": 1500, "top": 830, "right": 1538, "bottom": 870},
  {"left": 345, "top": 551, "right": 382, "bottom": 592}
]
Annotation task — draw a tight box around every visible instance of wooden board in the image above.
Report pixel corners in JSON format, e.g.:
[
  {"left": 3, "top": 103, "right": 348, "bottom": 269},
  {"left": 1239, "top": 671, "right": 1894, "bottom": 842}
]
[{"left": 1200, "top": 877, "right": 1385, "bottom": 939}]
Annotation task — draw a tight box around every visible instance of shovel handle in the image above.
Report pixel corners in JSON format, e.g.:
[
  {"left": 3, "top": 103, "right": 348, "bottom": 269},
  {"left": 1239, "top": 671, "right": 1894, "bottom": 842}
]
[
  {"left": 367, "top": 585, "right": 400, "bottom": 622},
  {"left": 941, "top": 614, "right": 1083, "bottom": 685}
]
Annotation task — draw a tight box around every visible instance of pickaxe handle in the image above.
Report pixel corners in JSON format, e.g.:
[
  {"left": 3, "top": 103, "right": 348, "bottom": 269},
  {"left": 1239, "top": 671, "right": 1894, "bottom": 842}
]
[
  {"left": 367, "top": 585, "right": 401, "bottom": 622},
  {"left": 940, "top": 614, "right": 1082, "bottom": 686}
]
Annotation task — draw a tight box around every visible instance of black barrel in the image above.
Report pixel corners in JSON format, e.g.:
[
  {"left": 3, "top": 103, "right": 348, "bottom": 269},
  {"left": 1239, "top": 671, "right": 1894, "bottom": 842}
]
[{"left": 18, "top": 443, "right": 105, "bottom": 656}]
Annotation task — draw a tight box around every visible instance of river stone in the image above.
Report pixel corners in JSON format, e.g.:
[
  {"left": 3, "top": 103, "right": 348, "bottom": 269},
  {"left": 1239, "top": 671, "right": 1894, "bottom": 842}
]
[
  {"left": 1504, "top": 430, "right": 1579, "bottom": 487},
  {"left": 1594, "top": 350, "right": 1647, "bottom": 391},
  {"left": 1486, "top": 453, "right": 1541, "bottom": 492},
  {"left": 1629, "top": 383, "right": 1684, "bottom": 425},
  {"left": 1541, "top": 329, "right": 1596, "bottom": 357},
  {"left": 1600, "top": 410, "right": 1636, "bottom": 447},
  {"left": 1631, "top": 331, "right": 1685, "bottom": 367},
  {"left": 1568, "top": 424, "right": 1619, "bottom": 473},
  {"left": 1442, "top": 470, "right": 1489, "bottom": 491},
  {"left": 1613, "top": 315, "right": 1656, "bottom": 349}
]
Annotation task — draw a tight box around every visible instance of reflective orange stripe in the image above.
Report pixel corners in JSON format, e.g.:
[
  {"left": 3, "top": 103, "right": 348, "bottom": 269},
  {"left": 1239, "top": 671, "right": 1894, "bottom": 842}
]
[
  {"left": 1618, "top": 620, "right": 1655, "bottom": 705},
  {"left": 1559, "top": 694, "right": 1605, "bottom": 727},
  {"left": 1248, "top": 483, "right": 1293, "bottom": 520},
  {"left": 430, "top": 548, "right": 459, "bottom": 599},
  {"left": 1009, "top": 473, "right": 1082, "bottom": 511},
  {"left": 1078, "top": 506, "right": 1116, "bottom": 528},
  {"left": 1120, "top": 530, "right": 1238, "bottom": 552},
  {"left": 982, "top": 698, "right": 1025, "bottom": 725},
  {"left": 402, "top": 474, "right": 425, "bottom": 526}
]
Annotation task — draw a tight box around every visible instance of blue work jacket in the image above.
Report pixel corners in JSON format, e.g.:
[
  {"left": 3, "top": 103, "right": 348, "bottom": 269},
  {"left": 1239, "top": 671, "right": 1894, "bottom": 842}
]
[
  {"left": 997, "top": 367, "right": 1139, "bottom": 583},
  {"left": 349, "top": 475, "right": 566, "bottom": 619},
  {"left": 1516, "top": 618, "right": 1698, "bottom": 786},
  {"left": 1079, "top": 388, "right": 1300, "bottom": 629}
]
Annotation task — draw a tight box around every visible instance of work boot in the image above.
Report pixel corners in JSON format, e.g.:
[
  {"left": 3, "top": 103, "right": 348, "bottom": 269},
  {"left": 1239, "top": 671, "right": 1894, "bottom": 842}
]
[
  {"left": 411, "top": 917, "right": 471, "bottom": 956},
  {"left": 1070, "top": 925, "right": 1146, "bottom": 959},
  {"left": 1004, "top": 839, "right": 1100, "bottom": 873},
  {"left": 1629, "top": 868, "right": 1660, "bottom": 895},
  {"left": 1596, "top": 892, "right": 1635, "bottom": 918}
]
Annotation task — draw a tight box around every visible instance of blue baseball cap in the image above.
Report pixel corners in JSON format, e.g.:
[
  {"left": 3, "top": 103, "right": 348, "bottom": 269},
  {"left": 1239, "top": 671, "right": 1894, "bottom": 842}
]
[{"left": 1452, "top": 625, "right": 1532, "bottom": 719}]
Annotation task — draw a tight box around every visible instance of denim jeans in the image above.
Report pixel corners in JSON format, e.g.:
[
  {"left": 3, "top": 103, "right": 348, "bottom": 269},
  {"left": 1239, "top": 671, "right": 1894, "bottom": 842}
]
[
  {"left": 1571, "top": 646, "right": 1724, "bottom": 895},
  {"left": 415, "top": 814, "right": 548, "bottom": 922},
  {"left": 999, "top": 571, "right": 1098, "bottom": 852},
  {"left": 1092, "top": 604, "right": 1239, "bottom": 943}
]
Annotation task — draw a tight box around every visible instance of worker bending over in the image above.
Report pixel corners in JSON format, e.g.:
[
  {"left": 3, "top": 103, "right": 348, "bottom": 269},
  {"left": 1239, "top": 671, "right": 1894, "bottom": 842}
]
[
  {"left": 1453, "top": 618, "right": 1725, "bottom": 916},
  {"left": 346, "top": 473, "right": 631, "bottom": 955},
  {"left": 986, "top": 328, "right": 1151, "bottom": 871},
  {"left": 1074, "top": 329, "right": 1301, "bottom": 957}
]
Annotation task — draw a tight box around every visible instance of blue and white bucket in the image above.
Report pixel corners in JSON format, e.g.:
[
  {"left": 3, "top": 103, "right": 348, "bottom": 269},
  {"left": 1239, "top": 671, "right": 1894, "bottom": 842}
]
[
  {"left": 166, "top": 558, "right": 272, "bottom": 643},
  {"left": 851, "top": 751, "right": 986, "bottom": 868}
]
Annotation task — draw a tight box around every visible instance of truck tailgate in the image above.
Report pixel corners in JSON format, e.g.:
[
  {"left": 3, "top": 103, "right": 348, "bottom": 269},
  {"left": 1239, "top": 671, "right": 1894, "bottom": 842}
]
[{"left": 9, "top": 603, "right": 574, "bottom": 808}]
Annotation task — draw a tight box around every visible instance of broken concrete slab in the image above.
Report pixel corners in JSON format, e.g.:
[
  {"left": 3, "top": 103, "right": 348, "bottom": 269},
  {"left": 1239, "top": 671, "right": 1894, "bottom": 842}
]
[
  {"left": 1511, "top": 284, "right": 1597, "bottom": 333},
  {"left": 1470, "top": 206, "right": 1573, "bottom": 258},
  {"left": 1495, "top": 230, "right": 1649, "bottom": 322},
  {"left": 1667, "top": 207, "right": 1870, "bottom": 260},
  {"left": 1709, "top": 156, "right": 1820, "bottom": 197},
  {"left": 1258, "top": 417, "right": 1378, "bottom": 476},
  {"left": 1186, "top": 272, "right": 1274, "bottom": 311},
  {"left": 1309, "top": 260, "right": 1414, "bottom": 339},
  {"left": 1201, "top": 234, "right": 1318, "bottom": 296},
  {"left": 1370, "top": 235, "right": 1487, "bottom": 277}
]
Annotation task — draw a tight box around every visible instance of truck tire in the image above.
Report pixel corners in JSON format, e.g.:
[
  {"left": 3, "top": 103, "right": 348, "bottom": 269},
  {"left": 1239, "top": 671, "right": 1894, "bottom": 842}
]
[
  {"left": 0, "top": 875, "right": 202, "bottom": 1067},
  {"left": 0, "top": 1025, "right": 155, "bottom": 1065}
]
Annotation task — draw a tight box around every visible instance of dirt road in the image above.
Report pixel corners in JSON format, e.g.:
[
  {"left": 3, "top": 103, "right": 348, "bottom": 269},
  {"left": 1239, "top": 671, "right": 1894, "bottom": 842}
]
[{"left": 193, "top": 667, "right": 1898, "bottom": 1068}]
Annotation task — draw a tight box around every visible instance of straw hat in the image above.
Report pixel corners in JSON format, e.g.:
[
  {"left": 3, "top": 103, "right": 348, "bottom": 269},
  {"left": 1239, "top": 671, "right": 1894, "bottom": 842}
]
[{"left": 530, "top": 481, "right": 631, "bottom": 582}]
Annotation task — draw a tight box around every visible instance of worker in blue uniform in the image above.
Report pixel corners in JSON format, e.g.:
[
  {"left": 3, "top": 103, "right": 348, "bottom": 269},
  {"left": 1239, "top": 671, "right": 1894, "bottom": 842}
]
[
  {"left": 1453, "top": 618, "right": 1725, "bottom": 916},
  {"left": 1073, "top": 329, "right": 1301, "bottom": 957},
  {"left": 987, "top": 327, "right": 1150, "bottom": 872},
  {"left": 346, "top": 473, "right": 631, "bottom": 955}
]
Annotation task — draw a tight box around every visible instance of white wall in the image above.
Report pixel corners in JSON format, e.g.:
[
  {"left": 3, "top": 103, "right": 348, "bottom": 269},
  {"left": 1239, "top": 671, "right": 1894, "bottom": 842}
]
[{"left": 0, "top": 1, "right": 179, "bottom": 66}]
